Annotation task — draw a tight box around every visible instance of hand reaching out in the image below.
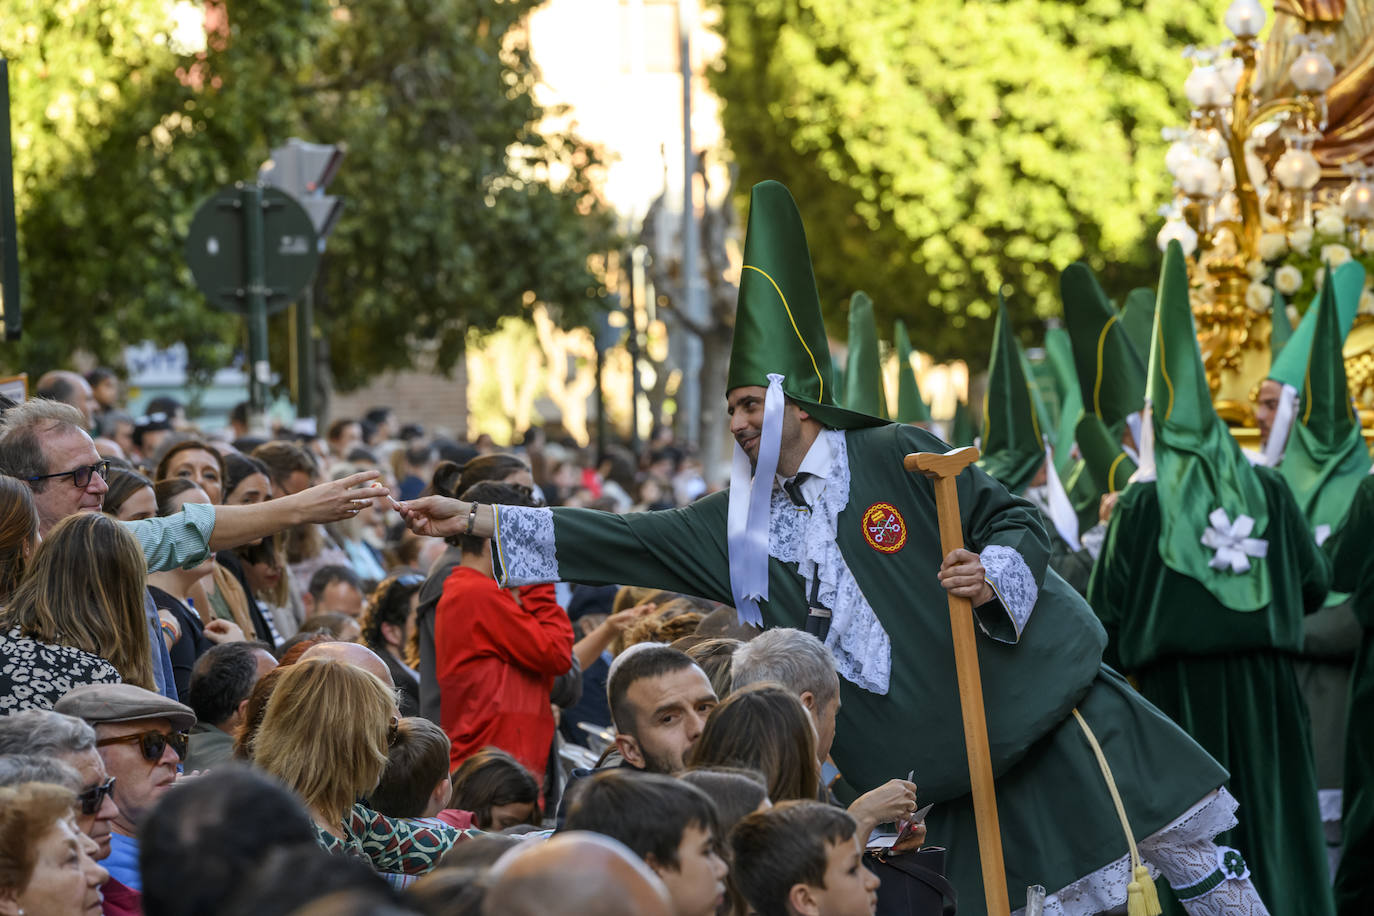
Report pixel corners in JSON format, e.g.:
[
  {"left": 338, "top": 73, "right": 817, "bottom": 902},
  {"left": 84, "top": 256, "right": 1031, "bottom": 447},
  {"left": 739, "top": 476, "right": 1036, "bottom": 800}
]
[{"left": 203, "top": 619, "right": 245, "bottom": 645}]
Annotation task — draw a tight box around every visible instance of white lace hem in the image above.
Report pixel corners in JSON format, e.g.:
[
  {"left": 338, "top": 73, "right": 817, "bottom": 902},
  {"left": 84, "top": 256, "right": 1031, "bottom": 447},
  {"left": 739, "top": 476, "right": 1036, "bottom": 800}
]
[
  {"left": 493, "top": 506, "right": 559, "bottom": 587},
  {"left": 979, "top": 545, "right": 1037, "bottom": 643},
  {"left": 1014, "top": 788, "right": 1239, "bottom": 916},
  {"left": 768, "top": 429, "right": 892, "bottom": 694}
]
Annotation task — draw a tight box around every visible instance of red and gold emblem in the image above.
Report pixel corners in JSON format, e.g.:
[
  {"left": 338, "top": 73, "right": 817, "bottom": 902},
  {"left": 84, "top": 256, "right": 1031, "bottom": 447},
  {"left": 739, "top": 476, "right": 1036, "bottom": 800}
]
[{"left": 861, "top": 502, "right": 907, "bottom": 553}]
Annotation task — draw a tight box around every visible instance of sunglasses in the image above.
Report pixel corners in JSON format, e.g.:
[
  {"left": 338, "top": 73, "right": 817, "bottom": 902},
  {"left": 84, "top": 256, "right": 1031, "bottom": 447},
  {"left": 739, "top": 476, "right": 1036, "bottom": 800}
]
[
  {"left": 76, "top": 777, "right": 116, "bottom": 816},
  {"left": 27, "top": 459, "right": 111, "bottom": 489},
  {"left": 95, "top": 730, "right": 190, "bottom": 763}
]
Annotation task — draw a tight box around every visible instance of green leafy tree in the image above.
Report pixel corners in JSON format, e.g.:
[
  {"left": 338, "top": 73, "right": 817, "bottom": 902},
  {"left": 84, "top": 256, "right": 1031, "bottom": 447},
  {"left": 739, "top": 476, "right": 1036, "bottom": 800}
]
[
  {"left": 710, "top": 0, "right": 1227, "bottom": 364},
  {"left": 1, "top": 0, "right": 613, "bottom": 399}
]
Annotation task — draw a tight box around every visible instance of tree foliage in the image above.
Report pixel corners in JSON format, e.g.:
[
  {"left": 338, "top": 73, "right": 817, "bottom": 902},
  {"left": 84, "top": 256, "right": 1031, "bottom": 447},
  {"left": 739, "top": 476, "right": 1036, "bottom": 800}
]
[
  {"left": 1, "top": 0, "right": 613, "bottom": 392},
  {"left": 710, "top": 0, "right": 1228, "bottom": 365}
]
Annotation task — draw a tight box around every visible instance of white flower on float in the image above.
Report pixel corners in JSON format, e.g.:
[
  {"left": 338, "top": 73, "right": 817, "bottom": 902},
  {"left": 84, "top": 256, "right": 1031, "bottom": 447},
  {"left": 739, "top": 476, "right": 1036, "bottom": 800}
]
[
  {"left": 1315, "top": 210, "right": 1347, "bottom": 238},
  {"left": 1361, "top": 289, "right": 1374, "bottom": 315},
  {"left": 1258, "top": 232, "right": 1289, "bottom": 261},
  {"left": 1291, "top": 225, "right": 1316, "bottom": 255},
  {"left": 1246, "top": 259, "right": 1268, "bottom": 280},
  {"left": 1157, "top": 218, "right": 1199, "bottom": 255},
  {"left": 1275, "top": 264, "right": 1304, "bottom": 295},
  {"left": 1321, "top": 243, "right": 1353, "bottom": 267},
  {"left": 1246, "top": 281, "right": 1274, "bottom": 312}
]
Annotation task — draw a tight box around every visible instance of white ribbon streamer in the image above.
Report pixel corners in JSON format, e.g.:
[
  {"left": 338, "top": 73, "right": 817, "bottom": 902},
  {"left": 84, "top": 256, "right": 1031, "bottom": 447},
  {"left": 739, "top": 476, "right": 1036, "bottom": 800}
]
[
  {"left": 1128, "top": 399, "right": 1157, "bottom": 484},
  {"left": 1200, "top": 507, "right": 1268, "bottom": 573},
  {"left": 727, "top": 373, "right": 786, "bottom": 626},
  {"left": 1042, "top": 439, "right": 1080, "bottom": 547},
  {"left": 1260, "top": 383, "right": 1298, "bottom": 468}
]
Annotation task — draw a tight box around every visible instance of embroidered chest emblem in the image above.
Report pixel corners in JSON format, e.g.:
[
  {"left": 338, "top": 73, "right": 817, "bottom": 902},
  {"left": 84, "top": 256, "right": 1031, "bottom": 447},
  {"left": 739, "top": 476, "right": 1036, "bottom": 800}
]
[{"left": 861, "top": 502, "right": 907, "bottom": 553}]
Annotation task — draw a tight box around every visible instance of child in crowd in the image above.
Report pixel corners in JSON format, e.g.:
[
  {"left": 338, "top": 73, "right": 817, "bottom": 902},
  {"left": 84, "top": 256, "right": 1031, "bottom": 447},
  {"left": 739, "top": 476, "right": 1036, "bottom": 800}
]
[
  {"left": 448, "top": 747, "right": 541, "bottom": 831},
  {"left": 563, "top": 769, "right": 728, "bottom": 916},
  {"left": 730, "top": 800, "right": 879, "bottom": 916},
  {"left": 366, "top": 717, "right": 455, "bottom": 820}
]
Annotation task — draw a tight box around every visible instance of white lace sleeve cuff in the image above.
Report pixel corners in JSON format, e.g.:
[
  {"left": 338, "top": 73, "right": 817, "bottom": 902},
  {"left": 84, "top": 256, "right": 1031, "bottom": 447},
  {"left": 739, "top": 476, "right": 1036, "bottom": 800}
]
[
  {"left": 492, "top": 506, "right": 559, "bottom": 587},
  {"left": 976, "top": 545, "right": 1037, "bottom": 644}
]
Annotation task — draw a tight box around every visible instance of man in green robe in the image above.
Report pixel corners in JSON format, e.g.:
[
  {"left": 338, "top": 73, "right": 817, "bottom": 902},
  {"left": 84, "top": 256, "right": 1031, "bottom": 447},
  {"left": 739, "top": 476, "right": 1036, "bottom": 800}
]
[
  {"left": 1320, "top": 474, "right": 1374, "bottom": 916},
  {"left": 402, "top": 185, "right": 1264, "bottom": 915},
  {"left": 1089, "top": 242, "right": 1334, "bottom": 916},
  {"left": 1268, "top": 267, "right": 1368, "bottom": 876}
]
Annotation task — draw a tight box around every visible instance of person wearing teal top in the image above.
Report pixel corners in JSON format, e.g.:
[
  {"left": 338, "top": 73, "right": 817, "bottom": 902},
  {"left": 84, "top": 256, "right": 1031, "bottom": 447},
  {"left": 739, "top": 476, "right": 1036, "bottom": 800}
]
[
  {"left": 402, "top": 187, "right": 1266, "bottom": 915},
  {"left": 1089, "top": 243, "right": 1334, "bottom": 916}
]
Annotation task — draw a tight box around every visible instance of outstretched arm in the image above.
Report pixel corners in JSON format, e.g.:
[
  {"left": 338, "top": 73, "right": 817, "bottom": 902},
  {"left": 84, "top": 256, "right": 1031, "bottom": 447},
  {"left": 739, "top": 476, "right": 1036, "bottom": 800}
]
[{"left": 208, "top": 471, "right": 388, "bottom": 552}]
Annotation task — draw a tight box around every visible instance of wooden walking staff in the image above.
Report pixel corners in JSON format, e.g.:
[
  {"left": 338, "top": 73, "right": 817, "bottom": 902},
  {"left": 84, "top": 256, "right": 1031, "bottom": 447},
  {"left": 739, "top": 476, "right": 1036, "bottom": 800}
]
[{"left": 905, "top": 445, "right": 1011, "bottom": 916}]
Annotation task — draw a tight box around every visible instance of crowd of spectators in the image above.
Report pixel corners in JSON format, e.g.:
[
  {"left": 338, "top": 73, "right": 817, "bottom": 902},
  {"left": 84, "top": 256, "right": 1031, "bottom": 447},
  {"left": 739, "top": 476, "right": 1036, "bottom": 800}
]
[{"left": 0, "top": 370, "right": 924, "bottom": 916}]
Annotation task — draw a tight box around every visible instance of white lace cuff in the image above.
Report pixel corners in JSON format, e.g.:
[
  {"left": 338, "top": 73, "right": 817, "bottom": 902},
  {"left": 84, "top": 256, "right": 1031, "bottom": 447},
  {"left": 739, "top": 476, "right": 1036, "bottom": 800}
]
[
  {"left": 1079, "top": 523, "right": 1107, "bottom": 562},
  {"left": 492, "top": 506, "right": 559, "bottom": 587},
  {"left": 977, "top": 545, "right": 1037, "bottom": 644}
]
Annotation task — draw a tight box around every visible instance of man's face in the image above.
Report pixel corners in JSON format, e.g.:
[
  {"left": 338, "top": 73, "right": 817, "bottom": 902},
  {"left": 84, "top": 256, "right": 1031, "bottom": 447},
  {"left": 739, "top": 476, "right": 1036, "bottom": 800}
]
[
  {"left": 32, "top": 426, "right": 108, "bottom": 535},
  {"left": 1255, "top": 379, "right": 1283, "bottom": 445},
  {"left": 62, "top": 748, "right": 118, "bottom": 860},
  {"left": 312, "top": 581, "right": 365, "bottom": 618},
  {"left": 620, "top": 667, "right": 718, "bottom": 773},
  {"left": 330, "top": 423, "right": 363, "bottom": 455},
  {"left": 112, "top": 420, "right": 135, "bottom": 458},
  {"left": 807, "top": 683, "right": 841, "bottom": 764},
  {"left": 804, "top": 836, "right": 879, "bottom": 916},
  {"left": 278, "top": 469, "right": 314, "bottom": 497},
  {"left": 93, "top": 376, "right": 119, "bottom": 410},
  {"left": 726, "top": 386, "right": 811, "bottom": 475},
  {"left": 650, "top": 824, "right": 728, "bottom": 916},
  {"left": 95, "top": 718, "right": 182, "bottom": 836}
]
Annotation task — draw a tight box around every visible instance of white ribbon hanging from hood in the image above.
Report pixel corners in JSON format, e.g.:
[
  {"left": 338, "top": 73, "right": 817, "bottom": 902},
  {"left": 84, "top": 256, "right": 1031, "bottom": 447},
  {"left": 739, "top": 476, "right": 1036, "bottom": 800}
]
[
  {"left": 727, "top": 373, "right": 786, "bottom": 626},
  {"left": 1042, "top": 438, "right": 1080, "bottom": 547},
  {"left": 1260, "top": 383, "right": 1299, "bottom": 468},
  {"left": 1129, "top": 399, "right": 1158, "bottom": 484}
]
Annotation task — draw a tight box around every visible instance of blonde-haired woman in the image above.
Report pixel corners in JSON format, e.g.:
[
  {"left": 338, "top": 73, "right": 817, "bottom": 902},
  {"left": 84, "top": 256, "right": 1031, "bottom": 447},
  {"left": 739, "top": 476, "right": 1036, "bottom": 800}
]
[
  {"left": 252, "top": 657, "right": 473, "bottom": 876},
  {"left": 0, "top": 514, "right": 152, "bottom": 711}
]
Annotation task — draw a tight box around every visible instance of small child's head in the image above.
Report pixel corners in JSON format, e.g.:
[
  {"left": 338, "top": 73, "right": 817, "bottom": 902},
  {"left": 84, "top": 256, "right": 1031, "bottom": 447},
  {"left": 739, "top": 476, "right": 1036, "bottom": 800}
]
[
  {"left": 448, "top": 747, "right": 540, "bottom": 831},
  {"left": 563, "top": 769, "right": 729, "bottom": 916},
  {"left": 364, "top": 717, "right": 452, "bottom": 818},
  {"left": 730, "top": 801, "right": 879, "bottom": 916}
]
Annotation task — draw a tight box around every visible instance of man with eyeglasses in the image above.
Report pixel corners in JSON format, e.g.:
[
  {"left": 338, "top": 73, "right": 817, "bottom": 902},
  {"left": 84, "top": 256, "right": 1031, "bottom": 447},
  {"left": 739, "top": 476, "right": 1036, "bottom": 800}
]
[
  {"left": 0, "top": 399, "right": 392, "bottom": 699},
  {"left": 56, "top": 682, "right": 197, "bottom": 912},
  {"left": 0, "top": 708, "right": 120, "bottom": 860}
]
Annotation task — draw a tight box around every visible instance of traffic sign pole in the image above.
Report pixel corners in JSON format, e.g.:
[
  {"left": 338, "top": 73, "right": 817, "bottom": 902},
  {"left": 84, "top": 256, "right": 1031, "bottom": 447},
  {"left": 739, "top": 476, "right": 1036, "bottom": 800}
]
[{"left": 240, "top": 183, "right": 271, "bottom": 418}]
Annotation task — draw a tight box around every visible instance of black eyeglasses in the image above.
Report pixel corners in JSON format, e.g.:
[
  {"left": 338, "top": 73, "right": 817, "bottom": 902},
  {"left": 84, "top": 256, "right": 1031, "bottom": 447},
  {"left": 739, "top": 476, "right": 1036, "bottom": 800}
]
[
  {"left": 95, "top": 730, "right": 190, "bottom": 763},
  {"left": 27, "top": 459, "right": 111, "bottom": 489},
  {"left": 76, "top": 777, "right": 116, "bottom": 816}
]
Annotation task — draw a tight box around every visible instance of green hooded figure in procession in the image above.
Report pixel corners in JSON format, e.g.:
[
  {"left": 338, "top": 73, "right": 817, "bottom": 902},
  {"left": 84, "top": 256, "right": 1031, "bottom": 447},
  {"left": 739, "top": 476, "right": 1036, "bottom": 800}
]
[
  {"left": 1089, "top": 241, "right": 1335, "bottom": 916},
  {"left": 399, "top": 188, "right": 1265, "bottom": 915}
]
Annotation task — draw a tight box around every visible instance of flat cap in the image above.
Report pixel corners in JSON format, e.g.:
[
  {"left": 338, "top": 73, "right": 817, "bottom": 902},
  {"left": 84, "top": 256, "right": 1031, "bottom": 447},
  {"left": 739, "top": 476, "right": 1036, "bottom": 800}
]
[{"left": 55, "top": 683, "right": 196, "bottom": 731}]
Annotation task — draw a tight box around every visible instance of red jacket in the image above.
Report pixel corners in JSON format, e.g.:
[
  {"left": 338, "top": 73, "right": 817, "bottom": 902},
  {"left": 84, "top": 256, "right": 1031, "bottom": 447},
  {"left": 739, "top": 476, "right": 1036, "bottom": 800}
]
[{"left": 434, "top": 567, "right": 573, "bottom": 781}]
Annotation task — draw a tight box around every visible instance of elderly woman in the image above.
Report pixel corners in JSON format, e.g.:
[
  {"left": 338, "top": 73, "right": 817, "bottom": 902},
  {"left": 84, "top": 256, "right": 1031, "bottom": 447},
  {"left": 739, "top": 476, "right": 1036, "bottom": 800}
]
[
  {"left": 252, "top": 657, "right": 474, "bottom": 876},
  {"left": 0, "top": 781, "right": 108, "bottom": 915}
]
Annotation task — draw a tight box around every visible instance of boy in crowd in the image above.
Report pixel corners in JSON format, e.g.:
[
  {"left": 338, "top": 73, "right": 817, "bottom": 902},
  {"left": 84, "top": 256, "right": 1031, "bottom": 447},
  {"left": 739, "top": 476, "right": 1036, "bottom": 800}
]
[
  {"left": 731, "top": 801, "right": 879, "bottom": 916},
  {"left": 562, "top": 769, "right": 728, "bottom": 916},
  {"left": 366, "top": 717, "right": 465, "bottom": 826}
]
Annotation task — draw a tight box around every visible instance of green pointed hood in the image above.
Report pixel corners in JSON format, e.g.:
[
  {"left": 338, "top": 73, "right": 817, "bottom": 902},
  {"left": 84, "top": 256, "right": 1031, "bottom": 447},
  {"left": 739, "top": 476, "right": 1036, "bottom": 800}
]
[
  {"left": 1060, "top": 262, "right": 1146, "bottom": 427},
  {"left": 1076, "top": 412, "right": 1137, "bottom": 494},
  {"left": 950, "top": 398, "right": 976, "bottom": 447},
  {"left": 1043, "top": 326, "right": 1083, "bottom": 476},
  {"left": 1279, "top": 270, "right": 1371, "bottom": 540},
  {"left": 842, "top": 292, "right": 890, "bottom": 419},
  {"left": 1149, "top": 241, "right": 1270, "bottom": 612},
  {"left": 1120, "top": 287, "right": 1156, "bottom": 363},
  {"left": 1268, "top": 261, "right": 1366, "bottom": 390},
  {"left": 978, "top": 296, "right": 1044, "bottom": 494},
  {"left": 727, "top": 181, "right": 885, "bottom": 429},
  {"left": 893, "top": 319, "right": 932, "bottom": 423},
  {"left": 1270, "top": 288, "right": 1292, "bottom": 364}
]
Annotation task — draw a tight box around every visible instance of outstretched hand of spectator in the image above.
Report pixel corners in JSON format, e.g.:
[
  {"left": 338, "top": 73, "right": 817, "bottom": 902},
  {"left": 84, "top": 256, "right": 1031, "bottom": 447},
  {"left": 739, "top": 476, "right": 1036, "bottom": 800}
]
[
  {"left": 846, "top": 777, "right": 919, "bottom": 842},
  {"left": 203, "top": 619, "right": 245, "bottom": 645},
  {"left": 602, "top": 603, "right": 657, "bottom": 635},
  {"left": 285, "top": 470, "right": 389, "bottom": 525}
]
